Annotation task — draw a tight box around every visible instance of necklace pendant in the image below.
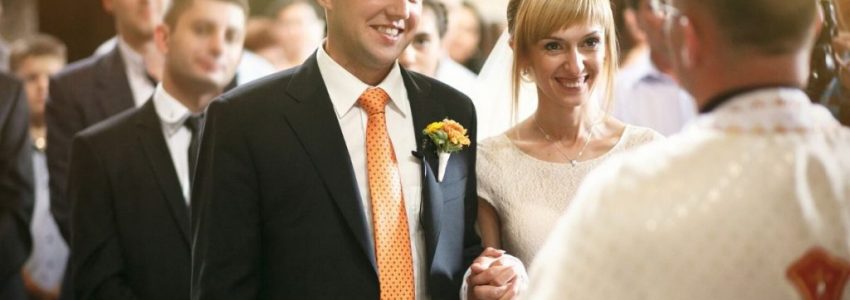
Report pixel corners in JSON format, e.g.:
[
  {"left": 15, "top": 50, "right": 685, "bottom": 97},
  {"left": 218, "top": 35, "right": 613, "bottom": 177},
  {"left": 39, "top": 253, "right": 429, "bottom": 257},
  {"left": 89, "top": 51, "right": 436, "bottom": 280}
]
[{"left": 570, "top": 159, "right": 577, "bottom": 167}]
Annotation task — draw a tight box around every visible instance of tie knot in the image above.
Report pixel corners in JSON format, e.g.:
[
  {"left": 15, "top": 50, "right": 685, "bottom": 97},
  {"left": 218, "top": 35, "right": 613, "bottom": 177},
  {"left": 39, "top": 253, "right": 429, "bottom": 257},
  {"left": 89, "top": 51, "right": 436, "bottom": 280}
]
[
  {"left": 184, "top": 114, "right": 204, "bottom": 134},
  {"left": 358, "top": 87, "right": 390, "bottom": 116}
]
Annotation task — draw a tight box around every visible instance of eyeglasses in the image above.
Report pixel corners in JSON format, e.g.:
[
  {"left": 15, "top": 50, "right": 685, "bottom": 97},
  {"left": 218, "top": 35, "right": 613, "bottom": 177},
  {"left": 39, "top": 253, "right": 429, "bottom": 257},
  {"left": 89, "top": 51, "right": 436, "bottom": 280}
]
[{"left": 649, "top": 0, "right": 682, "bottom": 20}]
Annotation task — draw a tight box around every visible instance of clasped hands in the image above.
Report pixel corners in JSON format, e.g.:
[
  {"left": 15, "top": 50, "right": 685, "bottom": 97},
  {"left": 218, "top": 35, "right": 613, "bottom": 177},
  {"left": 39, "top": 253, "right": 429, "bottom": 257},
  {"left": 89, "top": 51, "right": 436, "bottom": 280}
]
[{"left": 466, "top": 247, "right": 527, "bottom": 300}]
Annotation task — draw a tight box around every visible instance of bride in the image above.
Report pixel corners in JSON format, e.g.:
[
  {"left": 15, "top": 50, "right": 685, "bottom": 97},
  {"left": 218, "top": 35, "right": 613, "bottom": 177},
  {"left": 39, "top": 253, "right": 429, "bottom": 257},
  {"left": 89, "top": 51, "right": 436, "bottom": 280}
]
[{"left": 474, "top": 0, "right": 663, "bottom": 266}]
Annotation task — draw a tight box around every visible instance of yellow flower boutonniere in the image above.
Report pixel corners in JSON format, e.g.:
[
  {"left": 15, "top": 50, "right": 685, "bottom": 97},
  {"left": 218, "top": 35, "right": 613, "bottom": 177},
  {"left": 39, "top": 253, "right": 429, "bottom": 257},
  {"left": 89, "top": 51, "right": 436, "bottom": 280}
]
[
  {"left": 422, "top": 118, "right": 470, "bottom": 182},
  {"left": 423, "top": 118, "right": 471, "bottom": 153}
]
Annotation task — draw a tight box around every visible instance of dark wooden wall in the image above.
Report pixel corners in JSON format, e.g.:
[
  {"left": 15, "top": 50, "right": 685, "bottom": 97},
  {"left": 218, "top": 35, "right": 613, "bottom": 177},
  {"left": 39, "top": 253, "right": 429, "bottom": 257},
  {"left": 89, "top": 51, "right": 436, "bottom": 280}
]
[{"left": 1, "top": 0, "right": 38, "bottom": 41}]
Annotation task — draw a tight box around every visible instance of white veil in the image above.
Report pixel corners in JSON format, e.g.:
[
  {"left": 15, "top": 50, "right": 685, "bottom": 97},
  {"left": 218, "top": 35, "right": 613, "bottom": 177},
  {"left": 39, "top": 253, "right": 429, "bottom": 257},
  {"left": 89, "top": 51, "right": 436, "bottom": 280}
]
[{"left": 472, "top": 30, "right": 538, "bottom": 141}]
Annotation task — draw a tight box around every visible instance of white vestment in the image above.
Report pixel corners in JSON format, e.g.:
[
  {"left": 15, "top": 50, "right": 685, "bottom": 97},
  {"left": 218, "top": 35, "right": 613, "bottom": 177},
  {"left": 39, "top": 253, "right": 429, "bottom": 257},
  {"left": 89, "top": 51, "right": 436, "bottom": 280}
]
[{"left": 525, "top": 88, "right": 850, "bottom": 300}]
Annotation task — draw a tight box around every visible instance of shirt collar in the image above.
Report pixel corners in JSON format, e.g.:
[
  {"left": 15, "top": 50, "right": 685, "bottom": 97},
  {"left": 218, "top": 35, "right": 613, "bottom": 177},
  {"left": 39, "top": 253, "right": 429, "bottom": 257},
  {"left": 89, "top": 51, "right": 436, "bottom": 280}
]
[
  {"left": 699, "top": 84, "right": 800, "bottom": 114},
  {"left": 316, "top": 43, "right": 410, "bottom": 119},
  {"left": 153, "top": 84, "right": 193, "bottom": 137},
  {"left": 117, "top": 37, "right": 147, "bottom": 77}
]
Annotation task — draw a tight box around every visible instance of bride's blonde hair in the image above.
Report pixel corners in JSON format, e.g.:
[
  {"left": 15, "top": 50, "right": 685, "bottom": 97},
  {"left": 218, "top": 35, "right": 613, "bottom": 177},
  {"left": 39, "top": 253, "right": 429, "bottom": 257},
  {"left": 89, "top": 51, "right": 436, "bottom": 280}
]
[{"left": 509, "top": 0, "right": 618, "bottom": 116}]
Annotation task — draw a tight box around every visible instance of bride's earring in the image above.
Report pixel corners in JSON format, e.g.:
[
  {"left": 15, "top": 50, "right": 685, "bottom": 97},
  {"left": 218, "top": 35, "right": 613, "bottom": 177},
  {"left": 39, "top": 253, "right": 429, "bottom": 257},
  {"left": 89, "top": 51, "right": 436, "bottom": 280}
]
[{"left": 521, "top": 68, "right": 534, "bottom": 82}]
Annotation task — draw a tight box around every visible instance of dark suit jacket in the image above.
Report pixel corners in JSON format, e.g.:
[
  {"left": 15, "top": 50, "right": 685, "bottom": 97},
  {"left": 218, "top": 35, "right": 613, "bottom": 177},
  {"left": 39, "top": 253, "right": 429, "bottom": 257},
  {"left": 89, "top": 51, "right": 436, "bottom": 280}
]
[
  {"left": 0, "top": 73, "right": 34, "bottom": 299},
  {"left": 46, "top": 47, "right": 135, "bottom": 241},
  {"left": 191, "top": 54, "right": 482, "bottom": 299},
  {"left": 67, "top": 99, "right": 190, "bottom": 300}
]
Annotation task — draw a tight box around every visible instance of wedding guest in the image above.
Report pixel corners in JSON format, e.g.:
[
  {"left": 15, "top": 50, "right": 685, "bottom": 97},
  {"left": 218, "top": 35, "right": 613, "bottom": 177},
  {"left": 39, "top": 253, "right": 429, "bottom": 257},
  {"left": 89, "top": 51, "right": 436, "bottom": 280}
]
[
  {"left": 612, "top": 0, "right": 648, "bottom": 68},
  {"left": 443, "top": 1, "right": 486, "bottom": 73},
  {"left": 260, "top": 0, "right": 325, "bottom": 70},
  {"left": 0, "top": 72, "right": 34, "bottom": 300},
  {"left": 9, "top": 34, "right": 68, "bottom": 300},
  {"left": 611, "top": 0, "right": 696, "bottom": 136},
  {"left": 47, "top": 0, "right": 170, "bottom": 242},
  {"left": 93, "top": 2, "right": 273, "bottom": 85},
  {"left": 399, "top": 0, "right": 477, "bottom": 96},
  {"left": 476, "top": 0, "right": 662, "bottom": 267},
  {"left": 816, "top": 0, "right": 850, "bottom": 126},
  {"left": 526, "top": 0, "right": 850, "bottom": 298},
  {"left": 66, "top": 0, "right": 245, "bottom": 298}
]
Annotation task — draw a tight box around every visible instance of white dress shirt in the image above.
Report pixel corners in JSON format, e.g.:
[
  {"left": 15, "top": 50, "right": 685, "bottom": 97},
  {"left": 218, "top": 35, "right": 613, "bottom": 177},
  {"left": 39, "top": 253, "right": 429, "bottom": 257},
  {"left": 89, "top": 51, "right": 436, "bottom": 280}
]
[
  {"left": 152, "top": 84, "right": 195, "bottom": 203},
  {"left": 117, "top": 38, "right": 156, "bottom": 107},
  {"left": 525, "top": 88, "right": 850, "bottom": 299},
  {"left": 613, "top": 52, "right": 697, "bottom": 136},
  {"left": 316, "top": 46, "right": 428, "bottom": 299}
]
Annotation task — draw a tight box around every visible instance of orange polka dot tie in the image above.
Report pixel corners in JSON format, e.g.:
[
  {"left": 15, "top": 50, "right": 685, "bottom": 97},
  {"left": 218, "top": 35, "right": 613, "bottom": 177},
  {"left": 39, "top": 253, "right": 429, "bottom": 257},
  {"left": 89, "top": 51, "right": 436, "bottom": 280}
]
[{"left": 358, "top": 87, "right": 415, "bottom": 300}]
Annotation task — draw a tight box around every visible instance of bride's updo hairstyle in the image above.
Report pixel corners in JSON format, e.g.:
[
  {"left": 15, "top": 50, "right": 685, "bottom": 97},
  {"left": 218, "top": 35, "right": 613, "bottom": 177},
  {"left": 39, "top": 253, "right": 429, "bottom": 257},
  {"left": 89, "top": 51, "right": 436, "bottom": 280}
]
[{"left": 509, "top": 0, "right": 618, "bottom": 112}]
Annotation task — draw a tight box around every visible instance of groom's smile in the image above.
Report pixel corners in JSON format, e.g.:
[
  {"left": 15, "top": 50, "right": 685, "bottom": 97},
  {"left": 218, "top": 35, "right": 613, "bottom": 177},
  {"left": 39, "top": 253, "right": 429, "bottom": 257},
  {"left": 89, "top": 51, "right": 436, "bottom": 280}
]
[
  {"left": 372, "top": 24, "right": 404, "bottom": 42},
  {"left": 319, "top": 0, "right": 422, "bottom": 84}
]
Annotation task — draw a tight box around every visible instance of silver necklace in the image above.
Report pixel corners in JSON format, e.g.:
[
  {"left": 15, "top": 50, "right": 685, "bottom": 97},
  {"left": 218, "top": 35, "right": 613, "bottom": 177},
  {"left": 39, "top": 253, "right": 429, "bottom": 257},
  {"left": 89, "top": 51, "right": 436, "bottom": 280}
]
[{"left": 534, "top": 118, "right": 596, "bottom": 167}]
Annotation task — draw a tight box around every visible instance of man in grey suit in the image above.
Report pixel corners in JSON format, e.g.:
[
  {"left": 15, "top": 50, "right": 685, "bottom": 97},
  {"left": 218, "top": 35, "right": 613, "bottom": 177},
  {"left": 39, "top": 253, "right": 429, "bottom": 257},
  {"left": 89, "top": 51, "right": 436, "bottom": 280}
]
[
  {"left": 66, "top": 0, "right": 245, "bottom": 298},
  {"left": 46, "top": 0, "right": 169, "bottom": 241}
]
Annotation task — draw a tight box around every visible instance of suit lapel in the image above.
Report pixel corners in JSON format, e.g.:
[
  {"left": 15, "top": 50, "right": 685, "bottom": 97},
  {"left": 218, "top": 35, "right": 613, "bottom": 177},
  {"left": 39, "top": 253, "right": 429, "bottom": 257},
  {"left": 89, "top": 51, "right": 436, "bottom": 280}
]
[
  {"left": 95, "top": 48, "right": 136, "bottom": 118},
  {"left": 136, "top": 100, "right": 191, "bottom": 246},
  {"left": 281, "top": 54, "right": 377, "bottom": 272},
  {"left": 403, "top": 69, "right": 447, "bottom": 269}
]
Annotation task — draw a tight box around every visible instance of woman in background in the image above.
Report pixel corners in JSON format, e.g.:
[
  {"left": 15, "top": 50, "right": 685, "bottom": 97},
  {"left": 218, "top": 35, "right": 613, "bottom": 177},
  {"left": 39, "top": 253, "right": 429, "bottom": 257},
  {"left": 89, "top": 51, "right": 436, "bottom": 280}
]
[{"left": 443, "top": 1, "right": 488, "bottom": 73}]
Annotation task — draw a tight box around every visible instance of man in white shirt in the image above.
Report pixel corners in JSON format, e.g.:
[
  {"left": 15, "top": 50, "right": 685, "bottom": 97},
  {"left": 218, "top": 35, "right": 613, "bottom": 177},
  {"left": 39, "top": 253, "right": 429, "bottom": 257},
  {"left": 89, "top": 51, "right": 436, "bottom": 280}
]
[
  {"left": 191, "top": 0, "right": 526, "bottom": 299},
  {"left": 9, "top": 34, "right": 69, "bottom": 300},
  {"left": 612, "top": 0, "right": 696, "bottom": 136},
  {"left": 525, "top": 0, "right": 850, "bottom": 299},
  {"left": 399, "top": 0, "right": 477, "bottom": 97},
  {"left": 65, "top": 0, "right": 246, "bottom": 298}
]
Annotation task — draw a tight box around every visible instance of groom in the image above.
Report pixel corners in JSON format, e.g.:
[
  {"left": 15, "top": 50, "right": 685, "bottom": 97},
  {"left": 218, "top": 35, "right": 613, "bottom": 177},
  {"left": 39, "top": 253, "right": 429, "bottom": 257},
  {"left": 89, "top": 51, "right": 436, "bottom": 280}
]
[{"left": 191, "top": 0, "right": 525, "bottom": 299}]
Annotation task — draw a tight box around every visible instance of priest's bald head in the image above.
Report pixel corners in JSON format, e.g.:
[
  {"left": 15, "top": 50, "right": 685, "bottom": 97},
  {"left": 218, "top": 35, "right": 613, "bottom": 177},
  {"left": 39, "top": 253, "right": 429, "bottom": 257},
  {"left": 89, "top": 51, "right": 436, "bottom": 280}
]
[{"left": 660, "top": 0, "right": 819, "bottom": 107}]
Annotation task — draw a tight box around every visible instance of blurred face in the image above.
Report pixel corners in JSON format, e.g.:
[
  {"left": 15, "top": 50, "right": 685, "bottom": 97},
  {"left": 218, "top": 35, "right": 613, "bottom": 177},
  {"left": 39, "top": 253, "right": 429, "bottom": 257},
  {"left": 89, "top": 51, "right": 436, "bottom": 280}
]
[
  {"left": 104, "top": 0, "right": 169, "bottom": 39},
  {"left": 273, "top": 2, "right": 324, "bottom": 58},
  {"left": 320, "top": 0, "right": 422, "bottom": 73},
  {"left": 660, "top": 0, "right": 694, "bottom": 89},
  {"left": 636, "top": 0, "right": 670, "bottom": 62},
  {"left": 15, "top": 56, "right": 65, "bottom": 120},
  {"left": 399, "top": 7, "right": 441, "bottom": 76},
  {"left": 525, "top": 23, "right": 605, "bottom": 108},
  {"left": 158, "top": 0, "right": 246, "bottom": 91},
  {"left": 444, "top": 5, "right": 480, "bottom": 63}
]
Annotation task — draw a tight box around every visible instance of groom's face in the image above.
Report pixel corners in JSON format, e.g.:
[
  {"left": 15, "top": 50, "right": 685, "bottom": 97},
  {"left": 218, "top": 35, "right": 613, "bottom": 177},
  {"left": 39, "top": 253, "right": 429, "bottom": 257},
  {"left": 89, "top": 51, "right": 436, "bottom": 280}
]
[{"left": 323, "top": 0, "right": 422, "bottom": 70}]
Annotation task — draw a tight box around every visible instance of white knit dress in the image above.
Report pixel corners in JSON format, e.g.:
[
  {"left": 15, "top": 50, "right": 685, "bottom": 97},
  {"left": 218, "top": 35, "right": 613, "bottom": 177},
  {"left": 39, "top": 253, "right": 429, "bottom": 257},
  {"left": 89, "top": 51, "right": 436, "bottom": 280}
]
[{"left": 477, "top": 125, "right": 663, "bottom": 265}]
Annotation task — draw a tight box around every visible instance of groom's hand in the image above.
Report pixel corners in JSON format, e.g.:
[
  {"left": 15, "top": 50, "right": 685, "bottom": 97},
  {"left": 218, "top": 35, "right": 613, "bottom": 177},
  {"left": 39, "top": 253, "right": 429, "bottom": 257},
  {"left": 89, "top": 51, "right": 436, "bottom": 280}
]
[{"left": 466, "top": 247, "right": 526, "bottom": 300}]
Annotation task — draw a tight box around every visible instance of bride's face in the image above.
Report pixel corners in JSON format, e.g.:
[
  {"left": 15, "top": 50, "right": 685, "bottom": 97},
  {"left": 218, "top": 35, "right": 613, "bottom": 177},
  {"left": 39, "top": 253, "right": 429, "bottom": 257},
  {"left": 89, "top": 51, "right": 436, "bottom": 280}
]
[{"left": 525, "top": 23, "right": 604, "bottom": 108}]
